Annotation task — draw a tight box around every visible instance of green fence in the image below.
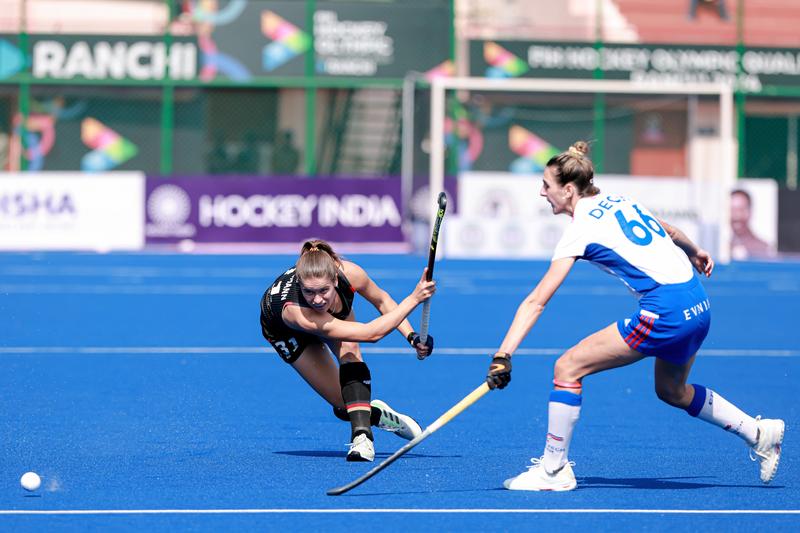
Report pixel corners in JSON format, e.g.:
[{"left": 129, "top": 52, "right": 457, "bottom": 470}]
[{"left": 1, "top": 0, "right": 800, "bottom": 187}]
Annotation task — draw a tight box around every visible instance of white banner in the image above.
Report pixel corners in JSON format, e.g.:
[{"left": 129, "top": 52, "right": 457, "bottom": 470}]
[
  {"left": 447, "top": 172, "right": 713, "bottom": 259},
  {"left": 0, "top": 172, "right": 145, "bottom": 251}
]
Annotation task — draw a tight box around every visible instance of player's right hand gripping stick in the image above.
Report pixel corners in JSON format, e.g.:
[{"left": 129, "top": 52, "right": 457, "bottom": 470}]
[{"left": 486, "top": 354, "right": 512, "bottom": 390}]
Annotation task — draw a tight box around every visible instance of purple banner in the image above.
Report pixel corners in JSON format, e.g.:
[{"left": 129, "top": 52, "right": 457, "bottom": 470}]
[{"left": 145, "top": 177, "right": 404, "bottom": 244}]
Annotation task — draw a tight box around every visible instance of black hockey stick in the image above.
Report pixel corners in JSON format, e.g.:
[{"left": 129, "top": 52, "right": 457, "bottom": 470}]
[{"left": 419, "top": 192, "right": 447, "bottom": 345}]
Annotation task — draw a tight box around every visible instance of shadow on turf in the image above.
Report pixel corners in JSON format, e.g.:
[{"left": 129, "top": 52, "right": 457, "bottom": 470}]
[
  {"left": 578, "top": 476, "right": 780, "bottom": 490},
  {"left": 274, "top": 450, "right": 460, "bottom": 459},
  {"left": 339, "top": 477, "right": 782, "bottom": 497}
]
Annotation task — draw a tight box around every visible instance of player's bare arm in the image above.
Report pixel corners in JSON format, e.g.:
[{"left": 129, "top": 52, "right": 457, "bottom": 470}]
[
  {"left": 497, "top": 257, "right": 575, "bottom": 356},
  {"left": 283, "top": 270, "right": 435, "bottom": 342},
  {"left": 659, "top": 219, "right": 714, "bottom": 277},
  {"left": 343, "top": 261, "right": 433, "bottom": 357},
  {"left": 342, "top": 261, "right": 415, "bottom": 338},
  {"left": 487, "top": 257, "right": 575, "bottom": 390}
]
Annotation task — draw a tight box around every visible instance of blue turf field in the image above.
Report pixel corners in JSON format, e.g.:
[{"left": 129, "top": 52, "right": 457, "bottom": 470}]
[{"left": 0, "top": 252, "right": 797, "bottom": 531}]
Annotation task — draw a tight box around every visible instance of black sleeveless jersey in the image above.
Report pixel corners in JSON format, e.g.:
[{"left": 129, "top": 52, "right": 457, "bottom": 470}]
[{"left": 259, "top": 267, "right": 356, "bottom": 362}]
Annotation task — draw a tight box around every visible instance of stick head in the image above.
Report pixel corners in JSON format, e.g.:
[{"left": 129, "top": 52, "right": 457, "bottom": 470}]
[{"left": 437, "top": 192, "right": 447, "bottom": 211}]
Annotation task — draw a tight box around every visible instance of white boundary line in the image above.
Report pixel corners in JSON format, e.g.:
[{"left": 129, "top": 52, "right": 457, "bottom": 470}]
[
  {"left": 0, "top": 508, "right": 798, "bottom": 515},
  {"left": 0, "top": 347, "right": 798, "bottom": 357}
]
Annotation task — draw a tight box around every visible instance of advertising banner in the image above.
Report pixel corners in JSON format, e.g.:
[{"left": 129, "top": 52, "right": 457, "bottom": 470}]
[
  {"left": 446, "top": 172, "right": 716, "bottom": 259},
  {"left": 145, "top": 177, "right": 404, "bottom": 245},
  {"left": 0, "top": 172, "right": 145, "bottom": 251},
  {"left": 469, "top": 40, "right": 800, "bottom": 92},
  {"left": 208, "top": 1, "right": 450, "bottom": 80},
  {"left": 30, "top": 35, "right": 198, "bottom": 81},
  {"left": 731, "top": 178, "right": 778, "bottom": 260},
  {"left": 0, "top": 36, "right": 24, "bottom": 82},
  {"left": 195, "top": 1, "right": 307, "bottom": 79},
  {"left": 313, "top": 2, "right": 449, "bottom": 78},
  {"left": 4, "top": 1, "right": 449, "bottom": 83},
  {"left": 445, "top": 172, "right": 569, "bottom": 258}
]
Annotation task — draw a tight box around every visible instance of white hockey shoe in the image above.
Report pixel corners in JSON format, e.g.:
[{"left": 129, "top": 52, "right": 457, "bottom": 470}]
[
  {"left": 346, "top": 433, "right": 375, "bottom": 462},
  {"left": 371, "top": 399, "right": 422, "bottom": 441},
  {"left": 750, "top": 416, "right": 785, "bottom": 483},
  {"left": 503, "top": 457, "right": 577, "bottom": 491}
]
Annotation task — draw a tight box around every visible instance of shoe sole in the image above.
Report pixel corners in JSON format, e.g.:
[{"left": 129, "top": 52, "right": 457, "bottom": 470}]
[
  {"left": 503, "top": 480, "right": 577, "bottom": 491},
  {"left": 346, "top": 453, "right": 374, "bottom": 462},
  {"left": 762, "top": 421, "right": 785, "bottom": 484}
]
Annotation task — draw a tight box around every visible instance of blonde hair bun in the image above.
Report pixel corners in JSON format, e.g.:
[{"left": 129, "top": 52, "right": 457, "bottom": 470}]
[{"left": 568, "top": 141, "right": 589, "bottom": 157}]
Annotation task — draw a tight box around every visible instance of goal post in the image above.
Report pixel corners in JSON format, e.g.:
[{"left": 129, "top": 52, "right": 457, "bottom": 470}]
[{"left": 427, "top": 77, "right": 736, "bottom": 263}]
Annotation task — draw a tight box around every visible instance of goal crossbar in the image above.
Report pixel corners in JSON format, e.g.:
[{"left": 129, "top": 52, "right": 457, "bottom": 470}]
[{"left": 428, "top": 76, "right": 736, "bottom": 263}]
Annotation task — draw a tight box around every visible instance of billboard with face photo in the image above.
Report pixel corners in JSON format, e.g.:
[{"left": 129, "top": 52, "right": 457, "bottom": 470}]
[{"left": 730, "top": 178, "right": 778, "bottom": 261}]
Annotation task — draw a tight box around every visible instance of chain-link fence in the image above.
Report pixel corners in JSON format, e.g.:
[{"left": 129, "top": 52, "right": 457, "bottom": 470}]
[
  {"left": 3, "top": 84, "right": 405, "bottom": 177},
  {"left": 1, "top": 1, "right": 800, "bottom": 188}
]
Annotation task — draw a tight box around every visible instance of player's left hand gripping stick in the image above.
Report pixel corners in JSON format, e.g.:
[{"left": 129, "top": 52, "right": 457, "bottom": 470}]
[{"left": 326, "top": 382, "right": 491, "bottom": 496}]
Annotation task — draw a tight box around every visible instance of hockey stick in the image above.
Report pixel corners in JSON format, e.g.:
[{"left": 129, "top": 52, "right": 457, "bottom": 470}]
[
  {"left": 419, "top": 192, "right": 447, "bottom": 346},
  {"left": 326, "top": 382, "right": 490, "bottom": 496}
]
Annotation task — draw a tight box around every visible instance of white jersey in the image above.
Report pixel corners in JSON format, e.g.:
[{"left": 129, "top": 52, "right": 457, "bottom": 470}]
[{"left": 552, "top": 194, "right": 693, "bottom": 295}]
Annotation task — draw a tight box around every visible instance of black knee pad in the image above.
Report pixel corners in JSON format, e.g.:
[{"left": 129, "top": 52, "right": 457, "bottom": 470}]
[
  {"left": 339, "top": 362, "right": 372, "bottom": 412},
  {"left": 337, "top": 363, "right": 381, "bottom": 424},
  {"left": 339, "top": 361, "right": 371, "bottom": 389}
]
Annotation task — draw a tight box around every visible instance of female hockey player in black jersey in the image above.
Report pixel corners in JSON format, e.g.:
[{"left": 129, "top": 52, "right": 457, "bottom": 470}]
[{"left": 260, "top": 239, "right": 436, "bottom": 462}]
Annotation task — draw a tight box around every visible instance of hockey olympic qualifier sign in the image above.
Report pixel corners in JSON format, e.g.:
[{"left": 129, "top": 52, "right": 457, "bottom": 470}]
[{"left": 470, "top": 40, "right": 800, "bottom": 92}]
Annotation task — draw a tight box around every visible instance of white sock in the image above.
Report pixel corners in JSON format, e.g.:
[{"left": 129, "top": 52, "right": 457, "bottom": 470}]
[
  {"left": 689, "top": 385, "right": 758, "bottom": 445},
  {"left": 543, "top": 390, "right": 581, "bottom": 473}
]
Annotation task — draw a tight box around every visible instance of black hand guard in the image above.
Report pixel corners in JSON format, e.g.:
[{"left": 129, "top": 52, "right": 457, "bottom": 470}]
[
  {"left": 408, "top": 331, "right": 434, "bottom": 360},
  {"left": 486, "top": 356, "right": 512, "bottom": 390}
]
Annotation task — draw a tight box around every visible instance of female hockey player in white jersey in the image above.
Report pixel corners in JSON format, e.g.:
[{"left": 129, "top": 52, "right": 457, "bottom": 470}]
[{"left": 485, "top": 141, "right": 784, "bottom": 491}]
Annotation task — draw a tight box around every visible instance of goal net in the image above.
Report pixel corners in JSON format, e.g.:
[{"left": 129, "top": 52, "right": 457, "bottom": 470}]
[{"left": 415, "top": 77, "right": 735, "bottom": 263}]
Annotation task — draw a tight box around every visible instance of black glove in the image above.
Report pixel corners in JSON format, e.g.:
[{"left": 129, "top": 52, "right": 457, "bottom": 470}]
[
  {"left": 486, "top": 354, "right": 512, "bottom": 390},
  {"left": 407, "top": 331, "right": 434, "bottom": 360}
]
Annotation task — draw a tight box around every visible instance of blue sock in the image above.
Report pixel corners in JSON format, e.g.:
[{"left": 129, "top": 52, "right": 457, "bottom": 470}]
[{"left": 685, "top": 384, "right": 707, "bottom": 417}]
